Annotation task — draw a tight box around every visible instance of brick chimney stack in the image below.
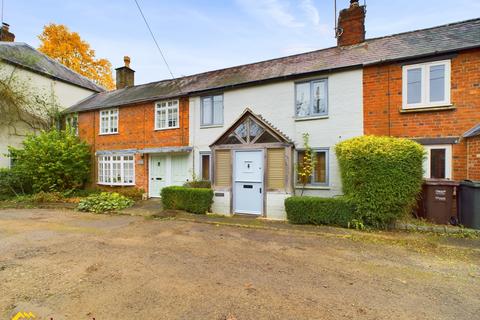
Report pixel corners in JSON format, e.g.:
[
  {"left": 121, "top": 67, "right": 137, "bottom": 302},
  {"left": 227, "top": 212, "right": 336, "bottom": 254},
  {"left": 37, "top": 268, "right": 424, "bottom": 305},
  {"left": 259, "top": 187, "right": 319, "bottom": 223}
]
[
  {"left": 337, "top": 0, "right": 366, "bottom": 47},
  {"left": 0, "top": 23, "right": 15, "bottom": 42},
  {"left": 115, "top": 56, "right": 135, "bottom": 90}
]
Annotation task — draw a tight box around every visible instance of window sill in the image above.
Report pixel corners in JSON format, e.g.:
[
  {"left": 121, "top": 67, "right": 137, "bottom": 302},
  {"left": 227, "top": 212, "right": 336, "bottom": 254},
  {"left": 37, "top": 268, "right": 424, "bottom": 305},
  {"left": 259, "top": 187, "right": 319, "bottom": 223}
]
[
  {"left": 400, "top": 105, "right": 455, "bottom": 113},
  {"left": 97, "top": 182, "right": 136, "bottom": 186},
  {"left": 294, "top": 115, "right": 329, "bottom": 122},
  {"left": 99, "top": 132, "right": 119, "bottom": 136},
  {"left": 200, "top": 124, "right": 224, "bottom": 129},
  {"left": 295, "top": 185, "right": 330, "bottom": 190},
  {"left": 154, "top": 126, "right": 180, "bottom": 131}
]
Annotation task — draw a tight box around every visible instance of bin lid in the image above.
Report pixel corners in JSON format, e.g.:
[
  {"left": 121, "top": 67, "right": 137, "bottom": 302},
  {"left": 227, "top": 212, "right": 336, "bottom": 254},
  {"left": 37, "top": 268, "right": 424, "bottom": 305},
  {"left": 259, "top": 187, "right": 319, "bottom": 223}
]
[
  {"left": 423, "top": 179, "right": 459, "bottom": 186},
  {"left": 460, "top": 180, "right": 480, "bottom": 188}
]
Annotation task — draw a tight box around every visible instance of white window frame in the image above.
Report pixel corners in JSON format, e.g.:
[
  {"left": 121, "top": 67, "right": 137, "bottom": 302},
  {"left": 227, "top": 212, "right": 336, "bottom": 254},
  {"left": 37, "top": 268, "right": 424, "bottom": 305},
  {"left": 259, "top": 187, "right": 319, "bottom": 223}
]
[
  {"left": 155, "top": 99, "right": 179, "bottom": 130},
  {"left": 199, "top": 152, "right": 212, "bottom": 181},
  {"left": 201, "top": 94, "right": 224, "bottom": 126},
  {"left": 423, "top": 145, "right": 452, "bottom": 179},
  {"left": 97, "top": 154, "right": 135, "bottom": 186},
  {"left": 295, "top": 148, "right": 330, "bottom": 187},
  {"left": 99, "top": 108, "right": 119, "bottom": 135},
  {"left": 65, "top": 113, "right": 79, "bottom": 136},
  {"left": 294, "top": 78, "right": 329, "bottom": 118},
  {"left": 402, "top": 60, "right": 451, "bottom": 110}
]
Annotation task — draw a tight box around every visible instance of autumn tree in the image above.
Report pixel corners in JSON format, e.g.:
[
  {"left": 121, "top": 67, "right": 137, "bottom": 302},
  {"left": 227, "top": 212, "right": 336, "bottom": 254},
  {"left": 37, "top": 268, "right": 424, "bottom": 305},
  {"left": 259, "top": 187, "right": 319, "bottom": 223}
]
[{"left": 38, "top": 24, "right": 114, "bottom": 90}]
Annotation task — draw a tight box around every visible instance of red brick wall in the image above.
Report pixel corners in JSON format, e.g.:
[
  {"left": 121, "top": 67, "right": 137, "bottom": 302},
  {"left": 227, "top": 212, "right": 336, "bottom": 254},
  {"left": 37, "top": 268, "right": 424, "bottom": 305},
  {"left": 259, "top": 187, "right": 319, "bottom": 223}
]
[
  {"left": 363, "top": 48, "right": 480, "bottom": 180},
  {"left": 467, "top": 136, "right": 480, "bottom": 180},
  {"left": 78, "top": 97, "right": 189, "bottom": 191}
]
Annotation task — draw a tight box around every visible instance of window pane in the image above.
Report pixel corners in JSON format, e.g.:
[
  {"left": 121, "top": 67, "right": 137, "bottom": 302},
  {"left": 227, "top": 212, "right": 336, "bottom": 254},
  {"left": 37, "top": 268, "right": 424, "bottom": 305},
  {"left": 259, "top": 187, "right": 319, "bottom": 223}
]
[
  {"left": 201, "top": 155, "right": 210, "bottom": 181},
  {"left": 407, "top": 68, "right": 422, "bottom": 104},
  {"left": 314, "top": 152, "right": 327, "bottom": 183},
  {"left": 295, "top": 82, "right": 311, "bottom": 117},
  {"left": 213, "top": 95, "right": 223, "bottom": 124},
  {"left": 249, "top": 119, "right": 264, "bottom": 142},
  {"left": 429, "top": 65, "right": 445, "bottom": 102},
  {"left": 234, "top": 120, "right": 248, "bottom": 141},
  {"left": 202, "top": 97, "right": 213, "bottom": 125},
  {"left": 430, "top": 149, "right": 446, "bottom": 179},
  {"left": 312, "top": 81, "right": 327, "bottom": 114}
]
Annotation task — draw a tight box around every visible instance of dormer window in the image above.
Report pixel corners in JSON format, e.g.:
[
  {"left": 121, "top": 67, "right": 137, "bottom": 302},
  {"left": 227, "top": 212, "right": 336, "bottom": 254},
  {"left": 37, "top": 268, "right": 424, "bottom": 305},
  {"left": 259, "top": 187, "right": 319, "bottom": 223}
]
[{"left": 402, "top": 60, "right": 451, "bottom": 109}]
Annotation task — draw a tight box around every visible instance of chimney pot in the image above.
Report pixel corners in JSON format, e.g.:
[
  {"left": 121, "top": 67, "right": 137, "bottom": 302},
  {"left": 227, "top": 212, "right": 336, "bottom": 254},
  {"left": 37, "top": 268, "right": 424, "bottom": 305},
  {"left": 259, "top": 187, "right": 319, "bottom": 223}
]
[
  {"left": 115, "top": 55, "right": 135, "bottom": 90},
  {"left": 124, "top": 56, "right": 131, "bottom": 68}
]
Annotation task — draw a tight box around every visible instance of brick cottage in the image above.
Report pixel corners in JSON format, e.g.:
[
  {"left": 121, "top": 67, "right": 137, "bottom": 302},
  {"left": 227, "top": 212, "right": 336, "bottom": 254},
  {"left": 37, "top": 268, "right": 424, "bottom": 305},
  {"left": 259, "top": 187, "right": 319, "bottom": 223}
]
[{"left": 65, "top": 0, "right": 480, "bottom": 219}]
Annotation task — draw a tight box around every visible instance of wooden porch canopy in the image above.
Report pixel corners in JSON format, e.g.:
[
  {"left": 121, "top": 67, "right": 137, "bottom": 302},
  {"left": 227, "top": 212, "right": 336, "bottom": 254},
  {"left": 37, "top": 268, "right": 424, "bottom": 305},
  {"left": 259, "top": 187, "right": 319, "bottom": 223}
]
[{"left": 210, "top": 108, "right": 294, "bottom": 192}]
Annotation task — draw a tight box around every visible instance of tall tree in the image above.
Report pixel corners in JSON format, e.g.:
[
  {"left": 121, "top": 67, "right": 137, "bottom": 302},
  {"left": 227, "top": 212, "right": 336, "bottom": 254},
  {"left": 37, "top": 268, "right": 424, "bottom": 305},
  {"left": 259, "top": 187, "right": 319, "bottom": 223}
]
[{"left": 38, "top": 24, "right": 114, "bottom": 90}]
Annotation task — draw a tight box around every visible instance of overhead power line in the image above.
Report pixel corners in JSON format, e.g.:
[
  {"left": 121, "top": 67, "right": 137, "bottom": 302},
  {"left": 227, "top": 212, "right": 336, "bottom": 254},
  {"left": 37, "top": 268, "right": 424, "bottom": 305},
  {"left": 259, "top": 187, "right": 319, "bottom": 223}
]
[{"left": 133, "top": 0, "right": 183, "bottom": 93}]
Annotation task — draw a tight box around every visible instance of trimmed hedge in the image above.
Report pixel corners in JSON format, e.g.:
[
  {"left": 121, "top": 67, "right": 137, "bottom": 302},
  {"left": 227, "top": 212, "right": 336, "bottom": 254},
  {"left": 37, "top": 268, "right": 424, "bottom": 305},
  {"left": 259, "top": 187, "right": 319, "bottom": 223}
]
[
  {"left": 161, "top": 186, "right": 213, "bottom": 214},
  {"left": 285, "top": 196, "right": 356, "bottom": 227},
  {"left": 335, "top": 136, "right": 424, "bottom": 228}
]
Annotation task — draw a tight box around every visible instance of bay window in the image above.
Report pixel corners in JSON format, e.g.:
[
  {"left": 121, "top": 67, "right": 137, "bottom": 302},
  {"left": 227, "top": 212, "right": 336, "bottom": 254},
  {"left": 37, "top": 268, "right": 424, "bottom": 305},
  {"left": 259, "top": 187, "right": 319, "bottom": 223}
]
[{"left": 98, "top": 155, "right": 135, "bottom": 185}]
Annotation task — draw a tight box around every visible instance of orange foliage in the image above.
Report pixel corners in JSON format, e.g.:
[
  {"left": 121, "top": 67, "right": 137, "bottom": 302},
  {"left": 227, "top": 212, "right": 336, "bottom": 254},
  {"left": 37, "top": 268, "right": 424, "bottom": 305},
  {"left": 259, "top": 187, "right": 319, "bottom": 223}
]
[{"left": 38, "top": 24, "right": 115, "bottom": 90}]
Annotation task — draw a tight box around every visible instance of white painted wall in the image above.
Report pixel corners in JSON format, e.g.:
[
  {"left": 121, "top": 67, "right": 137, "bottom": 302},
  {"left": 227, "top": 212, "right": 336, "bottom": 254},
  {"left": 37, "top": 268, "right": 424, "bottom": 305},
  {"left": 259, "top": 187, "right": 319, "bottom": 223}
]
[
  {"left": 189, "top": 69, "right": 363, "bottom": 217},
  {"left": 0, "top": 62, "right": 96, "bottom": 168}
]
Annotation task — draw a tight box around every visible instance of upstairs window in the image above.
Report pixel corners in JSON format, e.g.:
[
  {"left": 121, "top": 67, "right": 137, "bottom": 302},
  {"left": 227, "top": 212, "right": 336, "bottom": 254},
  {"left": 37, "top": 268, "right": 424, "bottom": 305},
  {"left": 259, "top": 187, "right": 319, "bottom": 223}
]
[
  {"left": 295, "top": 79, "right": 328, "bottom": 118},
  {"left": 403, "top": 60, "right": 451, "bottom": 109},
  {"left": 201, "top": 94, "right": 223, "bottom": 126},
  {"left": 65, "top": 113, "right": 79, "bottom": 136},
  {"left": 100, "top": 108, "right": 119, "bottom": 134},
  {"left": 155, "top": 100, "right": 179, "bottom": 130}
]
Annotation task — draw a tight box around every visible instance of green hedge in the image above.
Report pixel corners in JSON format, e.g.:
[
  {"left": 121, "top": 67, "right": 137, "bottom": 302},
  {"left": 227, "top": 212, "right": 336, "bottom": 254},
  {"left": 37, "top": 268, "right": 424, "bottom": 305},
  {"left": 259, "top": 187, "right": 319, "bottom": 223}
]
[
  {"left": 161, "top": 186, "right": 213, "bottom": 214},
  {"left": 335, "top": 136, "right": 424, "bottom": 228},
  {"left": 285, "top": 196, "right": 356, "bottom": 227}
]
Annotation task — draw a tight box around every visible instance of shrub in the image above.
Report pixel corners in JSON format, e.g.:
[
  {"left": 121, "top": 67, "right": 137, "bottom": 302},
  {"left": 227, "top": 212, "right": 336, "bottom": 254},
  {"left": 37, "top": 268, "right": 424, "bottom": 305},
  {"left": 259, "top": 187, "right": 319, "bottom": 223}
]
[
  {"left": 0, "top": 168, "right": 32, "bottom": 196},
  {"left": 183, "top": 180, "right": 212, "bottom": 189},
  {"left": 285, "top": 196, "right": 356, "bottom": 227},
  {"left": 77, "top": 192, "right": 134, "bottom": 213},
  {"left": 335, "top": 136, "right": 424, "bottom": 228},
  {"left": 161, "top": 186, "right": 213, "bottom": 214},
  {"left": 8, "top": 129, "right": 91, "bottom": 192},
  {"left": 31, "top": 191, "right": 64, "bottom": 203},
  {"left": 99, "top": 187, "right": 145, "bottom": 200}
]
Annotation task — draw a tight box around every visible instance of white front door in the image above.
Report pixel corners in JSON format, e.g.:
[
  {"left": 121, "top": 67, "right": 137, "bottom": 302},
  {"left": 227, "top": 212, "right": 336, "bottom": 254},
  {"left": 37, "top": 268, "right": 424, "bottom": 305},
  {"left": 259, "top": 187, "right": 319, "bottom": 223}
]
[
  {"left": 234, "top": 150, "right": 263, "bottom": 215},
  {"left": 149, "top": 155, "right": 167, "bottom": 197},
  {"left": 149, "top": 154, "right": 190, "bottom": 197},
  {"left": 171, "top": 154, "right": 189, "bottom": 186}
]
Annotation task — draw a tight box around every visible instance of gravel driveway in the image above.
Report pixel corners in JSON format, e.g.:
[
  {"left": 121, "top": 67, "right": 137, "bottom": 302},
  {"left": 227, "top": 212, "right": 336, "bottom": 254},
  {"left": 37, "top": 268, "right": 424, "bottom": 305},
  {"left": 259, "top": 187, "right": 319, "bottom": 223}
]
[{"left": 0, "top": 208, "right": 479, "bottom": 320}]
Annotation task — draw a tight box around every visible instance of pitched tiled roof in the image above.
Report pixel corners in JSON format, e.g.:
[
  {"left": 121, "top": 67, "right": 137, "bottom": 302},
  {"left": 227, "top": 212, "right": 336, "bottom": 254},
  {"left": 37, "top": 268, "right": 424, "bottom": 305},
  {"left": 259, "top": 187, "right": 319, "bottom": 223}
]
[
  {"left": 0, "top": 42, "right": 105, "bottom": 92},
  {"left": 66, "top": 18, "right": 480, "bottom": 113}
]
